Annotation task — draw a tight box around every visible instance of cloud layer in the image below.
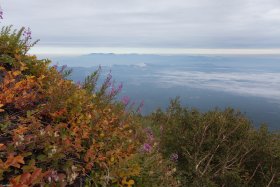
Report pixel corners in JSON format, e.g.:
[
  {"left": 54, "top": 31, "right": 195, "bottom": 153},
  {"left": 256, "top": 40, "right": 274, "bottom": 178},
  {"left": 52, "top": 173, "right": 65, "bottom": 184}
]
[
  {"left": 155, "top": 70, "right": 280, "bottom": 102},
  {"left": 2, "top": 0, "right": 280, "bottom": 48}
]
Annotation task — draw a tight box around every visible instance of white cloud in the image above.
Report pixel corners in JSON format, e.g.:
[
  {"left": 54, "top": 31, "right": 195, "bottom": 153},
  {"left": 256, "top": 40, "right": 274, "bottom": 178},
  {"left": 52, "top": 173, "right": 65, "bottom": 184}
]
[
  {"left": 1, "top": 0, "right": 280, "bottom": 48},
  {"left": 156, "top": 70, "right": 280, "bottom": 102}
]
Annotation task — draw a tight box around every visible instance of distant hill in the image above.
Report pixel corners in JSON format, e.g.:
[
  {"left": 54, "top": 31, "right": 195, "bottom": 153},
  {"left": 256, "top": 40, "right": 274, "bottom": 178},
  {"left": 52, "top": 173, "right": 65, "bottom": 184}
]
[{"left": 51, "top": 53, "right": 224, "bottom": 67}]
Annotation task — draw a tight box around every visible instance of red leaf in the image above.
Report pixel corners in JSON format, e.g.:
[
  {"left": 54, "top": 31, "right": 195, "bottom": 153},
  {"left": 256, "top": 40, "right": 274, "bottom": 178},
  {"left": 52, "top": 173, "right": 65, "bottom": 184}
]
[
  {"left": 29, "top": 168, "right": 42, "bottom": 183},
  {"left": 19, "top": 173, "right": 31, "bottom": 184}
]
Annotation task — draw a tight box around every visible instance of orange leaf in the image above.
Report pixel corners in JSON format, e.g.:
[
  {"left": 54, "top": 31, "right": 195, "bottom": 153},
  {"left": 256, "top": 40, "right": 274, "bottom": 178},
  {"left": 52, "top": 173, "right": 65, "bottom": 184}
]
[
  {"left": 0, "top": 104, "right": 4, "bottom": 113},
  {"left": 19, "top": 173, "right": 31, "bottom": 184},
  {"left": 30, "top": 168, "right": 42, "bottom": 183},
  {"left": 14, "top": 126, "right": 28, "bottom": 135},
  {"left": 5, "top": 154, "right": 25, "bottom": 169},
  {"left": 98, "top": 156, "right": 106, "bottom": 161},
  {"left": 0, "top": 144, "right": 6, "bottom": 151}
]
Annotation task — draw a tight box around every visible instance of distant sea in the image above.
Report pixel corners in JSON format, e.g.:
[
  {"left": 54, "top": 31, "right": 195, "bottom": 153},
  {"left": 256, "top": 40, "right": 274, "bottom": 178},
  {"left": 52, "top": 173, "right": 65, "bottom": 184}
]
[{"left": 49, "top": 54, "right": 280, "bottom": 130}]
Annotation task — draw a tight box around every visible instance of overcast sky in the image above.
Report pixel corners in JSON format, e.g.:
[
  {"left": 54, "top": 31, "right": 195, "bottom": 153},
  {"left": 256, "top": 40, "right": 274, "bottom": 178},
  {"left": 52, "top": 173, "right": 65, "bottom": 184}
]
[{"left": 2, "top": 0, "right": 280, "bottom": 54}]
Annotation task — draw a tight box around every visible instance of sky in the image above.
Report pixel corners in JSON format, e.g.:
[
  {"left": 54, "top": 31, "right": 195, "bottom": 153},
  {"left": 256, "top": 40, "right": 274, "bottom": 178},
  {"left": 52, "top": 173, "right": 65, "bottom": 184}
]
[{"left": 2, "top": 0, "right": 280, "bottom": 54}]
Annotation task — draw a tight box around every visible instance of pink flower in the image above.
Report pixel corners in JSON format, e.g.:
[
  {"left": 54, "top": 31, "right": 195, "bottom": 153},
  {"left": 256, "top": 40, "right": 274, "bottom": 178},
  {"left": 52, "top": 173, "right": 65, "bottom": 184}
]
[
  {"left": 59, "top": 65, "right": 67, "bottom": 74},
  {"left": 104, "top": 70, "right": 112, "bottom": 88},
  {"left": 145, "top": 128, "right": 154, "bottom": 141},
  {"left": 143, "top": 143, "right": 152, "bottom": 153},
  {"left": 52, "top": 64, "right": 58, "bottom": 70},
  {"left": 76, "top": 81, "right": 82, "bottom": 88},
  {"left": 23, "top": 27, "right": 32, "bottom": 40},
  {"left": 170, "top": 153, "right": 179, "bottom": 162},
  {"left": 110, "top": 82, "right": 123, "bottom": 96},
  {"left": 136, "top": 100, "right": 144, "bottom": 113},
  {"left": 121, "top": 96, "right": 130, "bottom": 105},
  {"left": 117, "top": 82, "right": 123, "bottom": 92}
]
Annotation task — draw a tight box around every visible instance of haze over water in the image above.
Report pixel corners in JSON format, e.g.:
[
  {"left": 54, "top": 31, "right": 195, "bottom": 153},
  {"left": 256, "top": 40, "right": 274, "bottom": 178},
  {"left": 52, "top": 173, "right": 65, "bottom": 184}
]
[
  {"left": 49, "top": 53, "right": 280, "bottom": 130},
  {"left": 5, "top": 0, "right": 280, "bottom": 130}
]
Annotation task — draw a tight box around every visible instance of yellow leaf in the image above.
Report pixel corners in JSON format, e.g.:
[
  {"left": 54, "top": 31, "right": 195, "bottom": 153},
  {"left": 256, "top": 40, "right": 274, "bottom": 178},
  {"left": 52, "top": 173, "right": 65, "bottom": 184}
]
[
  {"left": 12, "top": 71, "right": 21, "bottom": 77},
  {"left": 128, "top": 180, "right": 135, "bottom": 185},
  {"left": 121, "top": 177, "right": 127, "bottom": 185},
  {"left": 122, "top": 177, "right": 135, "bottom": 186},
  {"left": 110, "top": 157, "right": 115, "bottom": 162},
  {"left": 20, "top": 62, "right": 28, "bottom": 71}
]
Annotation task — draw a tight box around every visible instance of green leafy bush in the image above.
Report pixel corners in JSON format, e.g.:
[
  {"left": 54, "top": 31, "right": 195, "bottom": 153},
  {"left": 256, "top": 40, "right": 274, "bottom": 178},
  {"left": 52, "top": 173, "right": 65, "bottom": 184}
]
[{"left": 149, "top": 98, "right": 280, "bottom": 186}]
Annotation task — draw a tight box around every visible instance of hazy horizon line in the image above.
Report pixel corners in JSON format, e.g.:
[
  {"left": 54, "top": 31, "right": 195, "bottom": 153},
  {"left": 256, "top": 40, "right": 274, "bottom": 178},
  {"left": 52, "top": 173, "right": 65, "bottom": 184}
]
[{"left": 30, "top": 46, "right": 280, "bottom": 56}]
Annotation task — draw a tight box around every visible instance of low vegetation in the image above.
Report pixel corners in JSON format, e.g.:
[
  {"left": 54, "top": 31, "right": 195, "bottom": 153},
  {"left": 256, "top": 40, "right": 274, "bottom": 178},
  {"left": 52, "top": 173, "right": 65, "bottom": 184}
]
[
  {"left": 149, "top": 99, "right": 280, "bottom": 186},
  {"left": 0, "top": 26, "right": 279, "bottom": 186}
]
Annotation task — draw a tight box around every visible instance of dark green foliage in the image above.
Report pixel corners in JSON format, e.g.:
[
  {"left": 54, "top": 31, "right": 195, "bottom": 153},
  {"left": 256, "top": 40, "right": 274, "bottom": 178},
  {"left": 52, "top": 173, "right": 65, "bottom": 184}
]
[
  {"left": 0, "top": 26, "right": 37, "bottom": 58},
  {"left": 148, "top": 98, "right": 280, "bottom": 186},
  {"left": 83, "top": 66, "right": 101, "bottom": 94},
  {"left": 0, "top": 26, "right": 50, "bottom": 78}
]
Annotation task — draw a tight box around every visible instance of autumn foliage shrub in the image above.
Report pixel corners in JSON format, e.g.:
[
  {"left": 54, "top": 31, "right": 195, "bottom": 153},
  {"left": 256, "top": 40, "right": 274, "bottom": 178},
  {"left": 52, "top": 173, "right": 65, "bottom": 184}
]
[
  {"left": 0, "top": 26, "right": 179, "bottom": 186},
  {"left": 4, "top": 22, "right": 280, "bottom": 187}
]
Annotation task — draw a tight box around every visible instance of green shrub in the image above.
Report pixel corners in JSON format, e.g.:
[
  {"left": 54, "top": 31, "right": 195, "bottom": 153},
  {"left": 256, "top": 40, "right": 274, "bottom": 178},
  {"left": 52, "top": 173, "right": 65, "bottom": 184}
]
[{"left": 149, "top": 98, "right": 280, "bottom": 186}]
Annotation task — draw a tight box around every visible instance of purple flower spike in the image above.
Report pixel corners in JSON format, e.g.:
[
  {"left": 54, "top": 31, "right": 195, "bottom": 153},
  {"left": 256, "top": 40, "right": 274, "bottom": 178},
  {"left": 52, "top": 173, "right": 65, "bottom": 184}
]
[
  {"left": 143, "top": 143, "right": 152, "bottom": 153},
  {"left": 109, "top": 82, "right": 123, "bottom": 97},
  {"left": 121, "top": 96, "right": 130, "bottom": 105},
  {"left": 170, "top": 153, "right": 179, "bottom": 162},
  {"left": 23, "top": 27, "right": 32, "bottom": 40},
  {"left": 52, "top": 64, "right": 58, "bottom": 70},
  {"left": 104, "top": 71, "right": 112, "bottom": 88},
  {"left": 145, "top": 128, "right": 154, "bottom": 141},
  {"left": 117, "top": 82, "right": 123, "bottom": 93},
  {"left": 110, "top": 82, "right": 115, "bottom": 96},
  {"left": 136, "top": 100, "right": 144, "bottom": 113},
  {"left": 59, "top": 65, "right": 67, "bottom": 74}
]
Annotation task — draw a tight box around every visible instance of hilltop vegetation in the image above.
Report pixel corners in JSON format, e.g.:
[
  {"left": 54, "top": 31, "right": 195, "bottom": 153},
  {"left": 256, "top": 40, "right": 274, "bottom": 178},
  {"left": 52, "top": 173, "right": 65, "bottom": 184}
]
[
  {"left": 0, "top": 27, "right": 280, "bottom": 186},
  {"left": 0, "top": 27, "right": 178, "bottom": 186},
  {"left": 149, "top": 99, "right": 280, "bottom": 186}
]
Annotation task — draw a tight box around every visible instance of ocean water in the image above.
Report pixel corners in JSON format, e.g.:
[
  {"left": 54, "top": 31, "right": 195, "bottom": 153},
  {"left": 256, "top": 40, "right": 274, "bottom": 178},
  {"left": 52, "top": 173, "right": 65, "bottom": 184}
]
[{"left": 52, "top": 54, "right": 280, "bottom": 130}]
